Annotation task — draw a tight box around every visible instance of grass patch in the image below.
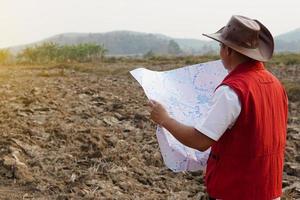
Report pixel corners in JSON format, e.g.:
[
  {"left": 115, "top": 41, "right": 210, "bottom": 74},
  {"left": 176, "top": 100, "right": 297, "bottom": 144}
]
[
  {"left": 270, "top": 53, "right": 300, "bottom": 66},
  {"left": 282, "top": 80, "right": 300, "bottom": 102}
]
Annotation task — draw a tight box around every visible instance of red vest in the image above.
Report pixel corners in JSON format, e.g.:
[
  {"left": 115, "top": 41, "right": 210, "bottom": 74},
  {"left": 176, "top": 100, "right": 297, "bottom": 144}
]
[{"left": 205, "top": 60, "right": 288, "bottom": 200}]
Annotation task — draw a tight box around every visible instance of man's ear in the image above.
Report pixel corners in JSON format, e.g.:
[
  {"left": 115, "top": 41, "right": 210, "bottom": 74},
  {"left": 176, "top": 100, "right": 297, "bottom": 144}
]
[{"left": 226, "top": 47, "right": 233, "bottom": 56}]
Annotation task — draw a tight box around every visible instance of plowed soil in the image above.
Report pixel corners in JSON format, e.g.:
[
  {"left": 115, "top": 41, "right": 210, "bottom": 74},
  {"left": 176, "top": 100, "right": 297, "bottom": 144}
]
[{"left": 0, "top": 60, "right": 299, "bottom": 199}]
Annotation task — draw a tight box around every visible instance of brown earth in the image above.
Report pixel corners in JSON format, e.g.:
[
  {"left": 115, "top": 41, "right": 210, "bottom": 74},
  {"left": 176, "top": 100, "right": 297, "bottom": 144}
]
[{"left": 0, "top": 59, "right": 299, "bottom": 200}]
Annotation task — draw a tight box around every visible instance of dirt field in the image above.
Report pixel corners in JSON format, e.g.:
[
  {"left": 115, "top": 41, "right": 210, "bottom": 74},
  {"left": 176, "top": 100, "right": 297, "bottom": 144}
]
[{"left": 0, "top": 58, "right": 299, "bottom": 199}]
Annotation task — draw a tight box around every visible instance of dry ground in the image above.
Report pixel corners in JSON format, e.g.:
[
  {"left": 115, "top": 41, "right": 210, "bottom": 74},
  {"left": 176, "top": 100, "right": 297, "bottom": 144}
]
[{"left": 0, "top": 57, "right": 298, "bottom": 199}]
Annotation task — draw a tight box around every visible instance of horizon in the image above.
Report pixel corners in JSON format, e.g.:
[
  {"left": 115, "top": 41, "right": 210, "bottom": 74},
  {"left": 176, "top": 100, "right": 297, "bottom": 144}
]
[
  {"left": 1, "top": 0, "right": 299, "bottom": 48},
  {"left": 4, "top": 27, "right": 300, "bottom": 49}
]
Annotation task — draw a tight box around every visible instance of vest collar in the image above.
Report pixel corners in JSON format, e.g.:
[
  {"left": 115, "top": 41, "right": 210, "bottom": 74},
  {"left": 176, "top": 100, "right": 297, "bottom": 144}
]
[{"left": 224, "top": 60, "right": 264, "bottom": 81}]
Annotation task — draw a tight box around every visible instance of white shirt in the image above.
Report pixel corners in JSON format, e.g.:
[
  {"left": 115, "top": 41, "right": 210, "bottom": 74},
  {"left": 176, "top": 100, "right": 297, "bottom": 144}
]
[{"left": 195, "top": 85, "right": 241, "bottom": 141}]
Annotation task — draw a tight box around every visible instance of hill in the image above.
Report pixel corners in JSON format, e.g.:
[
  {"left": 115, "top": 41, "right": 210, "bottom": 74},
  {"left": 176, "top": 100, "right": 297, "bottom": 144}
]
[
  {"left": 275, "top": 28, "right": 300, "bottom": 53},
  {"left": 9, "top": 31, "right": 217, "bottom": 56},
  {"left": 7, "top": 28, "right": 300, "bottom": 56}
]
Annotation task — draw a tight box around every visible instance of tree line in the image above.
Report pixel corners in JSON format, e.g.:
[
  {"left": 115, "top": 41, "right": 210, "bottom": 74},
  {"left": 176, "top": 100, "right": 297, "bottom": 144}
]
[{"left": 0, "top": 42, "right": 107, "bottom": 64}]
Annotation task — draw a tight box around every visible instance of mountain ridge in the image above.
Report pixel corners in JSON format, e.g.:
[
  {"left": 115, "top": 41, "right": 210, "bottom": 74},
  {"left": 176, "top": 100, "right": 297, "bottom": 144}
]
[{"left": 7, "top": 28, "right": 300, "bottom": 56}]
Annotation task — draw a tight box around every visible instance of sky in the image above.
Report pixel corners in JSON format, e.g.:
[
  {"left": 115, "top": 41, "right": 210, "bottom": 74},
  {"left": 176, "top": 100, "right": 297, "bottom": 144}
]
[{"left": 0, "top": 0, "right": 299, "bottom": 48}]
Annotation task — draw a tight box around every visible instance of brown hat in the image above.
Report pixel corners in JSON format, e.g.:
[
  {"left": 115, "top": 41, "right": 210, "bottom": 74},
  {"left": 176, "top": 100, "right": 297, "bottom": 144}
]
[{"left": 203, "top": 15, "right": 274, "bottom": 62}]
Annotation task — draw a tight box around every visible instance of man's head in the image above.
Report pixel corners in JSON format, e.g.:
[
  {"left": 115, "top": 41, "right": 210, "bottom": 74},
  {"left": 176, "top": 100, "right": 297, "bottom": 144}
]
[
  {"left": 218, "top": 42, "right": 252, "bottom": 71},
  {"left": 203, "top": 15, "right": 274, "bottom": 65}
]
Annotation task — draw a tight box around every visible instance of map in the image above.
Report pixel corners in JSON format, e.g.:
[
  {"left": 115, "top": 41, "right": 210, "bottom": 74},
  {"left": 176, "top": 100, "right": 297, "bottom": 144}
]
[{"left": 130, "top": 60, "right": 228, "bottom": 172}]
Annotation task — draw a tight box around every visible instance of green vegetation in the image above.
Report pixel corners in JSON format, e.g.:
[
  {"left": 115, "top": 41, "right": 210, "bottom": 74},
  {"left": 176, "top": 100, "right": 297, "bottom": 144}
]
[
  {"left": 167, "top": 40, "right": 182, "bottom": 55},
  {"left": 17, "top": 42, "right": 107, "bottom": 64},
  {"left": 141, "top": 54, "right": 219, "bottom": 66},
  {"left": 269, "top": 53, "right": 300, "bottom": 66},
  {"left": 0, "top": 49, "right": 12, "bottom": 64},
  {"left": 282, "top": 81, "right": 300, "bottom": 102},
  {"left": 267, "top": 54, "right": 300, "bottom": 102}
]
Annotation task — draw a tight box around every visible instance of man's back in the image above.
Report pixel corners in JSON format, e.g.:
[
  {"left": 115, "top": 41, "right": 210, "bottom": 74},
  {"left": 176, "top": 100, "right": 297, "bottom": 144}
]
[{"left": 206, "top": 60, "right": 288, "bottom": 200}]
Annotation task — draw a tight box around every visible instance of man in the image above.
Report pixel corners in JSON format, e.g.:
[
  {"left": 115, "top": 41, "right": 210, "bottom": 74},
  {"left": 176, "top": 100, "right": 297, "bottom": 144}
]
[{"left": 149, "top": 15, "right": 288, "bottom": 200}]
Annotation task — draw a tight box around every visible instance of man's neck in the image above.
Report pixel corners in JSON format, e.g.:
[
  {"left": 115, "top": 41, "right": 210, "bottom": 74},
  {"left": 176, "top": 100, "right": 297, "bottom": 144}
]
[{"left": 228, "top": 56, "right": 252, "bottom": 72}]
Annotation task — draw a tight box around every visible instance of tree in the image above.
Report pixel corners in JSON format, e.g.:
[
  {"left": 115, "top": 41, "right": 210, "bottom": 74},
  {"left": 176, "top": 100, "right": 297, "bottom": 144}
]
[
  {"left": 143, "top": 50, "right": 155, "bottom": 59},
  {"left": 167, "top": 40, "right": 182, "bottom": 55},
  {"left": 17, "top": 46, "right": 38, "bottom": 63}
]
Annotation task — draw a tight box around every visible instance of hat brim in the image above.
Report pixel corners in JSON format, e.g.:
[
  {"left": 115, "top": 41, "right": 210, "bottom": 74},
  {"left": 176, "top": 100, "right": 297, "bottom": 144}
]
[{"left": 203, "top": 20, "right": 274, "bottom": 62}]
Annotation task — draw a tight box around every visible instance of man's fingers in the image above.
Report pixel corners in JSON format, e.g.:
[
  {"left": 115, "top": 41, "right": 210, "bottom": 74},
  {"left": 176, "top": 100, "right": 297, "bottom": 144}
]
[
  {"left": 148, "top": 99, "right": 160, "bottom": 108},
  {"left": 148, "top": 99, "right": 155, "bottom": 107},
  {"left": 147, "top": 100, "right": 157, "bottom": 117}
]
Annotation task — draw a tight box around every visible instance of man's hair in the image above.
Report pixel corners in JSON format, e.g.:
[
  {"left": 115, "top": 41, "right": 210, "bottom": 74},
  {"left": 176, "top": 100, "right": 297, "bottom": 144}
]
[{"left": 224, "top": 44, "right": 253, "bottom": 61}]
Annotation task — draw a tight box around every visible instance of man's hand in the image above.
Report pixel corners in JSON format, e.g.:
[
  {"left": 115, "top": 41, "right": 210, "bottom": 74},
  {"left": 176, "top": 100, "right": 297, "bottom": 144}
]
[
  {"left": 148, "top": 100, "right": 170, "bottom": 126},
  {"left": 147, "top": 99, "right": 215, "bottom": 151}
]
